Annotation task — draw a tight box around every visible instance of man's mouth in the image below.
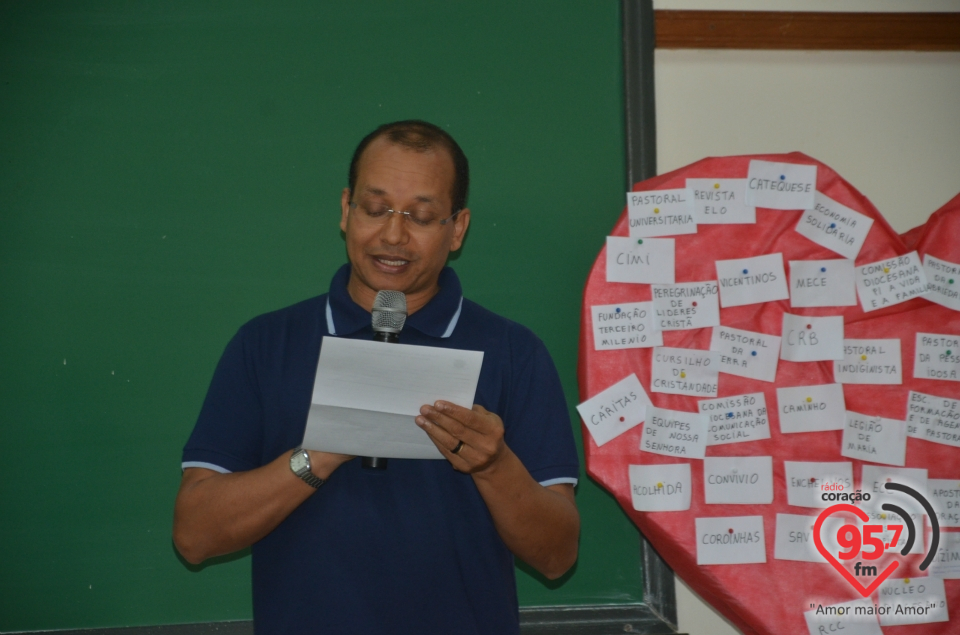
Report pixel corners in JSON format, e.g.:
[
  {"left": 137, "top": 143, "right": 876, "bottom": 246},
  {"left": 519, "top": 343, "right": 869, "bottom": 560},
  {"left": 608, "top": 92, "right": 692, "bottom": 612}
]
[{"left": 374, "top": 256, "right": 410, "bottom": 267}]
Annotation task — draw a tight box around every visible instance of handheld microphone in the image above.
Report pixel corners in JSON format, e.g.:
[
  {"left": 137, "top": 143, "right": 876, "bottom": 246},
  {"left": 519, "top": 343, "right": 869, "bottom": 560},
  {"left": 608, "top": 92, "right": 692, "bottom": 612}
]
[{"left": 361, "top": 290, "right": 407, "bottom": 470}]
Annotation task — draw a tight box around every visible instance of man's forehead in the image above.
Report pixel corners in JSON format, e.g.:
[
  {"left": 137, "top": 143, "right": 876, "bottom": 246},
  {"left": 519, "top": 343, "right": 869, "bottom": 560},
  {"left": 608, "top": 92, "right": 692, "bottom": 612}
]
[{"left": 355, "top": 138, "right": 455, "bottom": 193}]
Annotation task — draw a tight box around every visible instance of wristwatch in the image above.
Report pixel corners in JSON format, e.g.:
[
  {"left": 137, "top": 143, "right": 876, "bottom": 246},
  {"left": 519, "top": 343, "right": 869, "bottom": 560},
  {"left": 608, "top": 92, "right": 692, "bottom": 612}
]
[{"left": 289, "top": 447, "right": 325, "bottom": 489}]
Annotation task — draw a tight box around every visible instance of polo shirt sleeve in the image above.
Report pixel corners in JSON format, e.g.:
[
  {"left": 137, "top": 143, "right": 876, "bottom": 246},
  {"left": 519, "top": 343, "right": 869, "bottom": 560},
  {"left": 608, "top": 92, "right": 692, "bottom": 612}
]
[
  {"left": 181, "top": 323, "right": 265, "bottom": 474},
  {"left": 502, "top": 325, "right": 580, "bottom": 487}
]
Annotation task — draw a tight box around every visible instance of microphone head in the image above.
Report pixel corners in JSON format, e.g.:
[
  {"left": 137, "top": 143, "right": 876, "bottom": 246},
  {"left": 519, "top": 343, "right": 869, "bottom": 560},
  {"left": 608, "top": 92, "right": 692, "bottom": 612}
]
[{"left": 372, "top": 290, "right": 407, "bottom": 334}]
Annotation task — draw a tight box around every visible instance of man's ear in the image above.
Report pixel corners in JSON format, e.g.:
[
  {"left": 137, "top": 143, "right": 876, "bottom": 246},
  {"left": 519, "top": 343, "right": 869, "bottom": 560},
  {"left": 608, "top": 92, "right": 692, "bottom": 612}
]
[
  {"left": 450, "top": 208, "right": 470, "bottom": 252},
  {"left": 340, "top": 188, "right": 352, "bottom": 233}
]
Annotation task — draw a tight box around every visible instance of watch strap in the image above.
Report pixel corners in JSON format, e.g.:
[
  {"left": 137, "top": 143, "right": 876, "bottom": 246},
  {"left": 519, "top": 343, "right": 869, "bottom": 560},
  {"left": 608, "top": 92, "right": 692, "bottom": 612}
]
[{"left": 291, "top": 447, "right": 325, "bottom": 489}]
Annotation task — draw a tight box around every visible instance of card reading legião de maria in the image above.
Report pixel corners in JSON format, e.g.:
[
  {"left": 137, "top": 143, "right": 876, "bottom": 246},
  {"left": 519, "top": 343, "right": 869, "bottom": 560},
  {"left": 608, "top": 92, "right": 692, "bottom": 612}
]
[{"left": 841, "top": 411, "right": 907, "bottom": 466}]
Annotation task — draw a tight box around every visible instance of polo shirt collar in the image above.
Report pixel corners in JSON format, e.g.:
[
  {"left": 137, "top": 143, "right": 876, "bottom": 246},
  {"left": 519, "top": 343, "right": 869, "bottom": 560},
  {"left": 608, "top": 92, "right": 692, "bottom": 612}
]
[{"left": 326, "top": 263, "right": 464, "bottom": 339}]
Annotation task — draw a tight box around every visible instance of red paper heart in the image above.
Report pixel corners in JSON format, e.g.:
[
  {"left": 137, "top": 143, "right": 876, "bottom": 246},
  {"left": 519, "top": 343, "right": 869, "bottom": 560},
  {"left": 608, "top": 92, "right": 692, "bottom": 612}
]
[
  {"left": 579, "top": 154, "right": 960, "bottom": 635},
  {"left": 812, "top": 504, "right": 900, "bottom": 597}
]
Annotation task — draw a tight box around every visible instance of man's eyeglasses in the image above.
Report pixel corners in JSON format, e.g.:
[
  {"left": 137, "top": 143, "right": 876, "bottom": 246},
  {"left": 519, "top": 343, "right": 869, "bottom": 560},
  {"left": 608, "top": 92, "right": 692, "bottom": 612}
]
[{"left": 349, "top": 201, "right": 463, "bottom": 234}]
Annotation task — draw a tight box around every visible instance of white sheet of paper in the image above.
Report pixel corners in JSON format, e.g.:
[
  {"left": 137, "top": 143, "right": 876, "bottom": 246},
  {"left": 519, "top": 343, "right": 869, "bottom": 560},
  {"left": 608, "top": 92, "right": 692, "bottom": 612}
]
[
  {"left": 928, "top": 479, "right": 960, "bottom": 528},
  {"left": 804, "top": 598, "right": 883, "bottom": 635},
  {"left": 877, "top": 577, "right": 949, "bottom": 626},
  {"left": 861, "top": 465, "right": 928, "bottom": 555},
  {"left": 907, "top": 391, "right": 960, "bottom": 448},
  {"left": 695, "top": 515, "right": 767, "bottom": 564},
  {"left": 576, "top": 373, "right": 652, "bottom": 447},
  {"left": 788, "top": 259, "right": 856, "bottom": 308},
  {"left": 685, "top": 178, "right": 756, "bottom": 224},
  {"left": 856, "top": 251, "right": 929, "bottom": 312},
  {"left": 303, "top": 337, "right": 483, "bottom": 459},
  {"left": 651, "top": 281, "right": 720, "bottom": 331},
  {"left": 744, "top": 159, "right": 816, "bottom": 210},
  {"left": 834, "top": 339, "right": 902, "bottom": 385},
  {"left": 627, "top": 189, "right": 697, "bottom": 237},
  {"left": 628, "top": 463, "right": 692, "bottom": 512},
  {"left": 703, "top": 456, "right": 773, "bottom": 504},
  {"left": 699, "top": 392, "right": 771, "bottom": 446},
  {"left": 780, "top": 313, "right": 844, "bottom": 362},
  {"left": 641, "top": 406, "right": 707, "bottom": 459},
  {"left": 928, "top": 532, "right": 960, "bottom": 578},
  {"left": 606, "top": 236, "right": 675, "bottom": 284},
  {"left": 841, "top": 411, "right": 907, "bottom": 466},
  {"left": 651, "top": 346, "right": 720, "bottom": 397},
  {"left": 914, "top": 332, "right": 960, "bottom": 382},
  {"left": 775, "top": 513, "right": 851, "bottom": 564},
  {"left": 923, "top": 254, "right": 960, "bottom": 311},
  {"left": 794, "top": 191, "right": 874, "bottom": 260},
  {"left": 776, "top": 383, "right": 846, "bottom": 433},
  {"left": 716, "top": 253, "right": 789, "bottom": 308},
  {"left": 784, "top": 461, "right": 854, "bottom": 508},
  {"left": 591, "top": 301, "right": 663, "bottom": 350},
  {"left": 709, "top": 325, "right": 781, "bottom": 382}
]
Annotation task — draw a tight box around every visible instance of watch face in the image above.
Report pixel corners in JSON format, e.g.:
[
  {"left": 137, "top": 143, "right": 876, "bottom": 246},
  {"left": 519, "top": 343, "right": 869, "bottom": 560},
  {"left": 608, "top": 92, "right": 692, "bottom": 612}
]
[{"left": 290, "top": 450, "right": 310, "bottom": 474}]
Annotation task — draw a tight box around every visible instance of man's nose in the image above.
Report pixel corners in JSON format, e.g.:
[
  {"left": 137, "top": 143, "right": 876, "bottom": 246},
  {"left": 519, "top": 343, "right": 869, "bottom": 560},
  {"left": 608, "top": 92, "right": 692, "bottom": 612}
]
[{"left": 379, "top": 211, "right": 409, "bottom": 245}]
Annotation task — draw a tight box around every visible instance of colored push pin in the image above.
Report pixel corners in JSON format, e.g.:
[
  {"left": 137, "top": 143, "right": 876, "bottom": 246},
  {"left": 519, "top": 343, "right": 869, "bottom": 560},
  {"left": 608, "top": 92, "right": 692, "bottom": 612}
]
[
  {"left": 713, "top": 183, "right": 720, "bottom": 189},
  {"left": 637, "top": 239, "right": 643, "bottom": 245},
  {"left": 886, "top": 478, "right": 892, "bottom": 482},
  {"left": 880, "top": 513, "right": 887, "bottom": 520},
  {"left": 821, "top": 267, "right": 827, "bottom": 273},
  {"left": 743, "top": 269, "right": 749, "bottom": 275},
  {"left": 806, "top": 324, "right": 812, "bottom": 329},
  {"left": 883, "top": 267, "right": 890, "bottom": 273},
  {"left": 751, "top": 351, "right": 757, "bottom": 356},
  {"left": 680, "top": 371, "right": 687, "bottom": 378},
  {"left": 809, "top": 477, "right": 816, "bottom": 483},
  {"left": 950, "top": 279, "right": 955, "bottom": 284},
  {"left": 726, "top": 412, "right": 734, "bottom": 419},
  {"left": 619, "top": 416, "right": 625, "bottom": 422},
  {"left": 806, "top": 397, "right": 812, "bottom": 403},
  {"left": 779, "top": 175, "right": 786, "bottom": 181},
  {"left": 653, "top": 207, "right": 660, "bottom": 214},
  {"left": 692, "top": 301, "right": 698, "bottom": 307},
  {"left": 861, "top": 354, "right": 867, "bottom": 360},
  {"left": 829, "top": 223, "right": 836, "bottom": 229},
  {"left": 904, "top": 579, "right": 910, "bottom": 584},
  {"left": 948, "top": 350, "right": 953, "bottom": 356},
  {"left": 615, "top": 307, "right": 621, "bottom": 313},
  {"left": 728, "top": 528, "right": 734, "bottom": 534},
  {"left": 657, "top": 482, "right": 663, "bottom": 488}
]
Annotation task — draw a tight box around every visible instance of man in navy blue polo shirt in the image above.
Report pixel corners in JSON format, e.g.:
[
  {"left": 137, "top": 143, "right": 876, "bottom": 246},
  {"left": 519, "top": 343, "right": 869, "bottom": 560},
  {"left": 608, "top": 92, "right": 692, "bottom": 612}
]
[{"left": 173, "top": 120, "right": 580, "bottom": 634}]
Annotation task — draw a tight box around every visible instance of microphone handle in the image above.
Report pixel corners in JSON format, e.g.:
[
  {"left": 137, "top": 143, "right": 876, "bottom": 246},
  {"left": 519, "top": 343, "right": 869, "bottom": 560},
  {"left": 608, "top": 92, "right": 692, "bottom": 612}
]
[{"left": 362, "top": 330, "right": 400, "bottom": 469}]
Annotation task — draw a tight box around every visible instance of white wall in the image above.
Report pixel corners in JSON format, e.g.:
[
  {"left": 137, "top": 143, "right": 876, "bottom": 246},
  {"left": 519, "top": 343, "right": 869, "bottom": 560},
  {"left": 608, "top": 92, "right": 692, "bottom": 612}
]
[{"left": 650, "top": 3, "right": 960, "bottom": 634}]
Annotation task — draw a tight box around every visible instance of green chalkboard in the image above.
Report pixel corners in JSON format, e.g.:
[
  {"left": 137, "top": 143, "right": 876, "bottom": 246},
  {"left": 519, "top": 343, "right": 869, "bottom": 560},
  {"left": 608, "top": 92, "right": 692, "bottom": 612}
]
[{"left": 0, "top": 2, "right": 641, "bottom": 630}]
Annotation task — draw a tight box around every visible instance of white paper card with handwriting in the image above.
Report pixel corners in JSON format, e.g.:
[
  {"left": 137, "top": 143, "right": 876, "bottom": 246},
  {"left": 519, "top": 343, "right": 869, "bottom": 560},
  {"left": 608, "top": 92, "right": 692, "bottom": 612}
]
[
  {"left": 804, "top": 598, "right": 883, "bottom": 635},
  {"left": 928, "top": 479, "right": 960, "bottom": 528},
  {"left": 703, "top": 456, "right": 773, "bottom": 504},
  {"left": 784, "top": 461, "right": 854, "bottom": 508},
  {"left": 591, "top": 302, "right": 662, "bottom": 351},
  {"left": 628, "top": 463, "right": 692, "bottom": 512},
  {"left": 914, "top": 332, "right": 960, "bottom": 383},
  {"left": 744, "top": 160, "right": 816, "bottom": 210},
  {"left": 695, "top": 515, "right": 766, "bottom": 565},
  {"left": 861, "top": 465, "right": 927, "bottom": 555},
  {"left": 841, "top": 411, "right": 907, "bottom": 466},
  {"left": 605, "top": 236, "right": 675, "bottom": 285},
  {"left": 834, "top": 339, "right": 902, "bottom": 385},
  {"left": 789, "top": 259, "right": 856, "bottom": 308},
  {"left": 907, "top": 391, "right": 960, "bottom": 448},
  {"left": 715, "top": 253, "right": 789, "bottom": 308},
  {"left": 856, "top": 251, "right": 929, "bottom": 313},
  {"left": 780, "top": 313, "right": 844, "bottom": 362},
  {"left": 775, "top": 514, "right": 834, "bottom": 564},
  {"left": 651, "top": 347, "right": 720, "bottom": 397},
  {"left": 923, "top": 254, "right": 960, "bottom": 311},
  {"left": 576, "top": 374, "right": 652, "bottom": 447},
  {"left": 627, "top": 189, "right": 697, "bottom": 238},
  {"left": 794, "top": 191, "right": 874, "bottom": 260},
  {"left": 877, "top": 577, "right": 948, "bottom": 626},
  {"left": 685, "top": 178, "right": 756, "bottom": 224},
  {"left": 709, "top": 326, "right": 781, "bottom": 382},
  {"left": 640, "top": 406, "right": 707, "bottom": 459},
  {"left": 928, "top": 531, "right": 960, "bottom": 579},
  {"left": 651, "top": 281, "right": 720, "bottom": 332},
  {"left": 776, "top": 384, "right": 846, "bottom": 433},
  {"left": 699, "top": 393, "right": 770, "bottom": 446}
]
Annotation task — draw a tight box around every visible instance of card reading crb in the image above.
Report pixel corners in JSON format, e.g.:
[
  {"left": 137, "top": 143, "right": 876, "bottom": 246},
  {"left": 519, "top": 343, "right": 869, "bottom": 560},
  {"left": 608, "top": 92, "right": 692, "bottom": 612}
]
[{"left": 779, "top": 313, "right": 844, "bottom": 362}]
